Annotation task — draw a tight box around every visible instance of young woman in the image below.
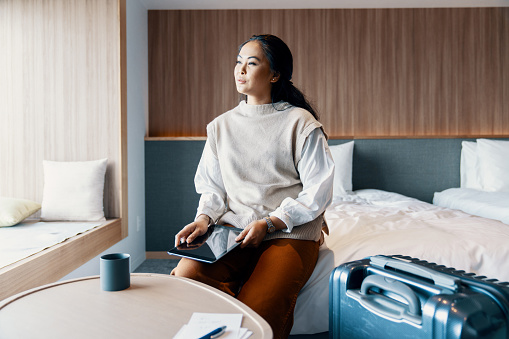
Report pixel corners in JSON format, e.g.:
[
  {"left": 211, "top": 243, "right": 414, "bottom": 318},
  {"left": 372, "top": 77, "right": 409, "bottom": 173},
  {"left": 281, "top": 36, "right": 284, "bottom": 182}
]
[{"left": 172, "top": 34, "right": 334, "bottom": 338}]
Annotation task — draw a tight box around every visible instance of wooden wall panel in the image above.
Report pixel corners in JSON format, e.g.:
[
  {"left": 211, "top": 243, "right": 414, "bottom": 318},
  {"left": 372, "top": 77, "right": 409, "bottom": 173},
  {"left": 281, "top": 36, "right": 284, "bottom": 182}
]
[
  {"left": 148, "top": 10, "right": 238, "bottom": 137},
  {"left": 351, "top": 9, "right": 415, "bottom": 136},
  {"left": 0, "top": 0, "right": 125, "bottom": 219},
  {"left": 148, "top": 9, "right": 357, "bottom": 137},
  {"left": 414, "top": 8, "right": 457, "bottom": 135},
  {"left": 502, "top": 9, "right": 509, "bottom": 135},
  {"left": 414, "top": 8, "right": 504, "bottom": 136},
  {"left": 148, "top": 8, "right": 509, "bottom": 138}
]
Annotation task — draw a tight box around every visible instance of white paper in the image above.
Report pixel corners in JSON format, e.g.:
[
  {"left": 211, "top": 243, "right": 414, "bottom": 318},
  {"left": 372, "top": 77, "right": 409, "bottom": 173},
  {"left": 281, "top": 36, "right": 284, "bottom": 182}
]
[
  {"left": 173, "top": 324, "right": 188, "bottom": 339},
  {"left": 239, "top": 328, "right": 253, "bottom": 339},
  {"left": 174, "top": 313, "right": 243, "bottom": 339},
  {"left": 173, "top": 326, "right": 252, "bottom": 339}
]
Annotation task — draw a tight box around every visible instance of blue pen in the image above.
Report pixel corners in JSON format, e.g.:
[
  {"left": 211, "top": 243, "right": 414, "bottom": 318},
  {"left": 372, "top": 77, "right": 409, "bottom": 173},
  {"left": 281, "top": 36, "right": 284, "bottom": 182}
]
[{"left": 198, "top": 326, "right": 227, "bottom": 339}]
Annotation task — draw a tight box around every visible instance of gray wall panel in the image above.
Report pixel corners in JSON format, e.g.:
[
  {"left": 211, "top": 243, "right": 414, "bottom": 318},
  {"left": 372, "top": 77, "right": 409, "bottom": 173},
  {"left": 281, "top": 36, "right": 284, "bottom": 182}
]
[
  {"left": 145, "top": 140, "right": 205, "bottom": 251},
  {"left": 146, "top": 138, "right": 506, "bottom": 251}
]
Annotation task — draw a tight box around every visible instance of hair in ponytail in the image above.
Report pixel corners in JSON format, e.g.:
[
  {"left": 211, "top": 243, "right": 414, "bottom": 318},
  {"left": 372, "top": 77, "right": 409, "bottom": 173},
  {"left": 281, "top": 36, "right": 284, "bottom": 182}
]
[{"left": 238, "top": 34, "right": 319, "bottom": 121}]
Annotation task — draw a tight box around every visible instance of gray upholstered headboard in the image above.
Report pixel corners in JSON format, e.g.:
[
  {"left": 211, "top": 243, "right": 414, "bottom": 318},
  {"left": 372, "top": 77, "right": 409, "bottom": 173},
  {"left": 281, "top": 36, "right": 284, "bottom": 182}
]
[
  {"left": 330, "top": 138, "right": 466, "bottom": 202},
  {"left": 144, "top": 138, "right": 501, "bottom": 251}
]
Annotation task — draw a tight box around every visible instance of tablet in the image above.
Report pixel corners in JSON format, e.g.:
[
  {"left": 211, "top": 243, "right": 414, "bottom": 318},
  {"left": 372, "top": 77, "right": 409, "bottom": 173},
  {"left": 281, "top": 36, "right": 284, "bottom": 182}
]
[{"left": 168, "top": 225, "right": 243, "bottom": 263}]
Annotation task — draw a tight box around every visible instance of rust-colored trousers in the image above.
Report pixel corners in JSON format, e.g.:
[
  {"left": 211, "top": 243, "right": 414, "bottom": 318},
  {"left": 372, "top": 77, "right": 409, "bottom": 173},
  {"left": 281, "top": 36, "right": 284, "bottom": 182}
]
[{"left": 171, "top": 238, "right": 319, "bottom": 339}]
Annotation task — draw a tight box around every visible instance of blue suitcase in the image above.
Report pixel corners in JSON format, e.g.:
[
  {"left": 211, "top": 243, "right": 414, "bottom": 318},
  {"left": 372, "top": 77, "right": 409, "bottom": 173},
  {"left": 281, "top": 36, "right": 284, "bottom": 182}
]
[{"left": 329, "top": 255, "right": 509, "bottom": 338}]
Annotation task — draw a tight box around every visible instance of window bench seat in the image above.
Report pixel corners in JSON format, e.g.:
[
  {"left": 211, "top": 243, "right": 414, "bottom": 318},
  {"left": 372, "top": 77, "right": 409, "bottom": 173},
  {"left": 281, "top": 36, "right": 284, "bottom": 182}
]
[{"left": 0, "top": 218, "right": 122, "bottom": 301}]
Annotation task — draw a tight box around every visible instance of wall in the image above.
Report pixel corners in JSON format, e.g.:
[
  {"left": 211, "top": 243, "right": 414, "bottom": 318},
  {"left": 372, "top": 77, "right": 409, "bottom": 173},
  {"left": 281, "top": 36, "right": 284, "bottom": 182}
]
[
  {"left": 0, "top": 0, "right": 146, "bottom": 279},
  {"left": 62, "top": 0, "right": 148, "bottom": 278},
  {"left": 145, "top": 140, "right": 203, "bottom": 250},
  {"left": 0, "top": 0, "right": 125, "bottom": 218},
  {"left": 147, "top": 8, "right": 509, "bottom": 138}
]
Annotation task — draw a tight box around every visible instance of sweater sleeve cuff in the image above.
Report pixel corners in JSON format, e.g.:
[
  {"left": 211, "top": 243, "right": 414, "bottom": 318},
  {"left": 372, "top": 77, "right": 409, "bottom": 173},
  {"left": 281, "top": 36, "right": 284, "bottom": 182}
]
[
  {"left": 270, "top": 208, "right": 294, "bottom": 233},
  {"left": 195, "top": 208, "right": 219, "bottom": 224}
]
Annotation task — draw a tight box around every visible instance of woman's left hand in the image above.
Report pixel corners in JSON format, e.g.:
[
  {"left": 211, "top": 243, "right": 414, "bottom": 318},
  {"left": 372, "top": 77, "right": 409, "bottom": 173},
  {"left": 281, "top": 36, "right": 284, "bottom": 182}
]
[{"left": 235, "top": 219, "right": 268, "bottom": 248}]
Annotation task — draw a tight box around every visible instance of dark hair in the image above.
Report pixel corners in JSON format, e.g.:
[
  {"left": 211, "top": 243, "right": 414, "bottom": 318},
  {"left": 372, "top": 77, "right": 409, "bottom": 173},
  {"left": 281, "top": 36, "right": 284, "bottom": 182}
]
[{"left": 238, "top": 34, "right": 319, "bottom": 120}]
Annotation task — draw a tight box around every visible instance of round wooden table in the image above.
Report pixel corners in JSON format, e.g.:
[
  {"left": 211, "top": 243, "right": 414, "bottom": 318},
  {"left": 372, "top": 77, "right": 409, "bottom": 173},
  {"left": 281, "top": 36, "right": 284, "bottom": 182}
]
[{"left": 0, "top": 273, "right": 272, "bottom": 338}]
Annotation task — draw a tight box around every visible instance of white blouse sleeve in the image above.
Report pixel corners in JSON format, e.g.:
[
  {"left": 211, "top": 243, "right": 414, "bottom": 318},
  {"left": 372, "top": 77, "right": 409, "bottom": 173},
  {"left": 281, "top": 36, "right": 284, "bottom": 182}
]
[
  {"left": 270, "top": 128, "right": 335, "bottom": 232},
  {"left": 194, "top": 139, "right": 227, "bottom": 223}
]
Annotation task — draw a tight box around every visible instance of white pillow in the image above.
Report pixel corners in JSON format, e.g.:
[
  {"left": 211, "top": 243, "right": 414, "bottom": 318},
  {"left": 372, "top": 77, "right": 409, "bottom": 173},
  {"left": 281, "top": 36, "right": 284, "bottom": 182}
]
[
  {"left": 329, "top": 141, "right": 354, "bottom": 195},
  {"left": 41, "top": 159, "right": 108, "bottom": 221},
  {"left": 460, "top": 141, "right": 482, "bottom": 189},
  {"left": 477, "top": 139, "right": 509, "bottom": 192},
  {"left": 0, "top": 197, "right": 41, "bottom": 227}
]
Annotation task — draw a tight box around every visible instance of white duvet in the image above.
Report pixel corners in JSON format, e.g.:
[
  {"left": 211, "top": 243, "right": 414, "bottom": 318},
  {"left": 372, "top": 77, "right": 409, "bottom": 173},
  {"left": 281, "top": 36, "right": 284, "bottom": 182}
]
[{"left": 291, "top": 189, "right": 509, "bottom": 335}]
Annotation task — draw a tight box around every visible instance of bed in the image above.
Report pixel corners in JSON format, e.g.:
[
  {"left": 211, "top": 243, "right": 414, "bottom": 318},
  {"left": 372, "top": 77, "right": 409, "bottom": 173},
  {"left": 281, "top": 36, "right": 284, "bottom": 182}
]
[
  {"left": 291, "top": 189, "right": 509, "bottom": 335},
  {"left": 289, "top": 138, "right": 509, "bottom": 335}
]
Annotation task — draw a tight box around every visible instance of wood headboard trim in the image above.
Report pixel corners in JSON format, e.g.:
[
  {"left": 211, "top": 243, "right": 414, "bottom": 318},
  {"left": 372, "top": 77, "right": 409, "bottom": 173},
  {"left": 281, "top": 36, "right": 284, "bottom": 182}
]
[{"left": 145, "top": 135, "right": 509, "bottom": 141}]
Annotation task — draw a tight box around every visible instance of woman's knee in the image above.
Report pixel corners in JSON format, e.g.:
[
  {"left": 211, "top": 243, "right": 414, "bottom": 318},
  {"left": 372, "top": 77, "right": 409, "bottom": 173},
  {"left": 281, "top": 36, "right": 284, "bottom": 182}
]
[
  {"left": 170, "top": 258, "right": 203, "bottom": 279},
  {"left": 170, "top": 258, "right": 241, "bottom": 298}
]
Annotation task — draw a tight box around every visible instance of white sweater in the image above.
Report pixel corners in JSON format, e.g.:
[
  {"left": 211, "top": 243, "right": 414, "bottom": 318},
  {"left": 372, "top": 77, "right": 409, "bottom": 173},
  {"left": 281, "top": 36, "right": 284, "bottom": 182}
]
[{"left": 196, "top": 101, "right": 334, "bottom": 242}]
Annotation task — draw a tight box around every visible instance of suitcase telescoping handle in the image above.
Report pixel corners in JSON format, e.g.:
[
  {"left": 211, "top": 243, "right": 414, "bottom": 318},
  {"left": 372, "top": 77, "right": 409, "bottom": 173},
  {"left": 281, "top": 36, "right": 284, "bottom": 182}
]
[{"left": 371, "top": 255, "right": 458, "bottom": 291}]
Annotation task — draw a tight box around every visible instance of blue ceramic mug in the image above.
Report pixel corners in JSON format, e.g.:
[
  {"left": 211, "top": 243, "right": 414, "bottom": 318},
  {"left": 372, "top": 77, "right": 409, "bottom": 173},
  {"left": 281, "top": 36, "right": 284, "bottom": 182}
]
[{"left": 100, "top": 253, "right": 130, "bottom": 291}]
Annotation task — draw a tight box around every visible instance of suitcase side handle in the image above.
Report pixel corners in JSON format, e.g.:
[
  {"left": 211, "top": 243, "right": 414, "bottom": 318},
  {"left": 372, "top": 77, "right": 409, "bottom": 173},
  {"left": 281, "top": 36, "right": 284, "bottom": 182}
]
[{"left": 371, "top": 255, "right": 458, "bottom": 291}]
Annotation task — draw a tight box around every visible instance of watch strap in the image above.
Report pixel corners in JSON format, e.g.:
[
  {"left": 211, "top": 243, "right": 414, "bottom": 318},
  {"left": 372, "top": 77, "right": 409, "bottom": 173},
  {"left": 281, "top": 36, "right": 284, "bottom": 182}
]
[{"left": 264, "top": 216, "right": 276, "bottom": 233}]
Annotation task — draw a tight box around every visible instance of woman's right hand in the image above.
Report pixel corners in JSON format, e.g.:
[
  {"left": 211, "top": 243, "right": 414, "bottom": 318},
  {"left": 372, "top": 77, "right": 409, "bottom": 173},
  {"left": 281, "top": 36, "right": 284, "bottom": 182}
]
[{"left": 174, "top": 214, "right": 210, "bottom": 247}]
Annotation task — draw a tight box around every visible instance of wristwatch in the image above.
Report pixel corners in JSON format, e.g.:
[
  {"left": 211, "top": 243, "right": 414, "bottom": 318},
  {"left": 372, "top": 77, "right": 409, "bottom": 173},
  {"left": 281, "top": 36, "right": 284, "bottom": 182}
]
[{"left": 264, "top": 216, "right": 276, "bottom": 234}]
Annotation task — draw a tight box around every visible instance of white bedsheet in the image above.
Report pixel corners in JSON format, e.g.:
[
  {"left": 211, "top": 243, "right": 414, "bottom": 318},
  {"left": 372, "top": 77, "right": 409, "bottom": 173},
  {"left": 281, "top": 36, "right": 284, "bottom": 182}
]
[
  {"left": 291, "top": 189, "right": 509, "bottom": 335},
  {"left": 433, "top": 187, "right": 509, "bottom": 225},
  {"left": 0, "top": 220, "right": 105, "bottom": 269}
]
